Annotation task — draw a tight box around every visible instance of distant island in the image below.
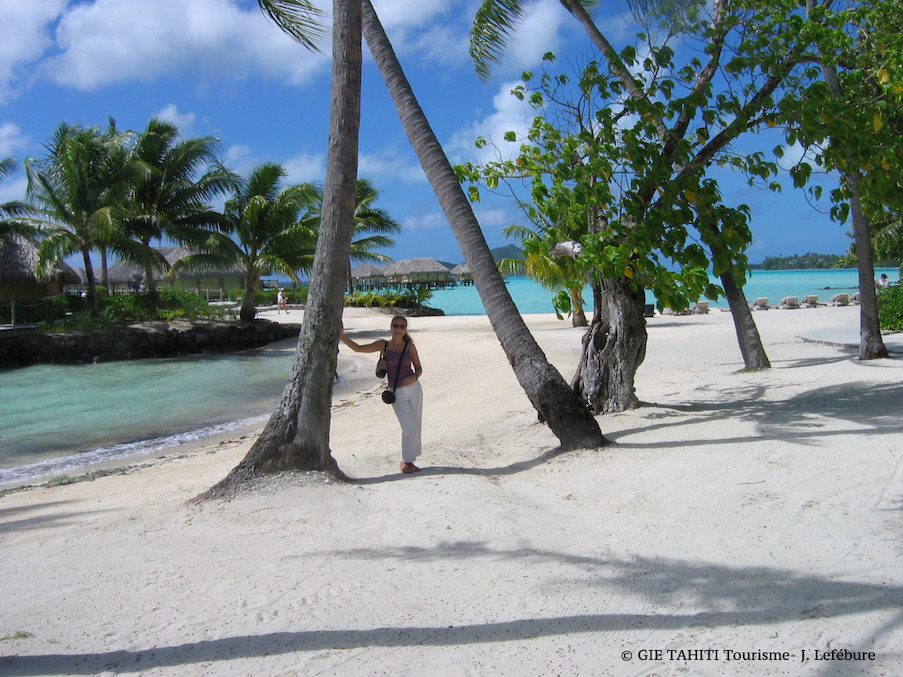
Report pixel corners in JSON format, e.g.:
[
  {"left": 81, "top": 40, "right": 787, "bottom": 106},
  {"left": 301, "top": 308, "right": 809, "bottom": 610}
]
[{"left": 750, "top": 253, "right": 897, "bottom": 270}]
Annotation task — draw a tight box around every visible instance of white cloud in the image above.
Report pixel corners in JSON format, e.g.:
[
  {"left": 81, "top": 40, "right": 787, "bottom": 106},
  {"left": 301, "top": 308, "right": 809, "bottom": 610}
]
[
  {"left": 402, "top": 212, "right": 446, "bottom": 231},
  {"left": 153, "top": 104, "right": 197, "bottom": 136},
  {"left": 446, "top": 79, "right": 537, "bottom": 164},
  {"left": 283, "top": 151, "right": 326, "bottom": 184},
  {"left": 0, "top": 0, "right": 67, "bottom": 102},
  {"left": 0, "top": 121, "right": 28, "bottom": 158},
  {"left": 370, "top": 0, "right": 451, "bottom": 29},
  {"left": 359, "top": 148, "right": 425, "bottom": 184},
  {"left": 472, "top": 207, "right": 510, "bottom": 229},
  {"left": 41, "top": 0, "right": 329, "bottom": 91}
]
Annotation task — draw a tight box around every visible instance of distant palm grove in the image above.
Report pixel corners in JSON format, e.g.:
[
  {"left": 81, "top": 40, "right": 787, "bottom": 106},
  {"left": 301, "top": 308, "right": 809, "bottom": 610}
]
[{"left": 0, "top": 118, "right": 399, "bottom": 323}]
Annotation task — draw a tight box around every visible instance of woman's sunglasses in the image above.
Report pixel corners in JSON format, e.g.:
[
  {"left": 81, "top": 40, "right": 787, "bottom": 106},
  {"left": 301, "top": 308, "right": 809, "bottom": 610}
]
[{"left": 391, "top": 323, "right": 406, "bottom": 329}]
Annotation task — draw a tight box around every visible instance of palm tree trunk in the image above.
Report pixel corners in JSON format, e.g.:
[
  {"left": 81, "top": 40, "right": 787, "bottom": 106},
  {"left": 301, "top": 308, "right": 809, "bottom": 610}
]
[
  {"left": 362, "top": 0, "right": 606, "bottom": 449},
  {"left": 202, "top": 0, "right": 361, "bottom": 496},
  {"left": 82, "top": 248, "right": 99, "bottom": 316}
]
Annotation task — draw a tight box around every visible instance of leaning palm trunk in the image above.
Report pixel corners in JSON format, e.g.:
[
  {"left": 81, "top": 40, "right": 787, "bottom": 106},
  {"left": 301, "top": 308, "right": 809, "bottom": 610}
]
[
  {"left": 362, "top": 0, "right": 606, "bottom": 449},
  {"left": 572, "top": 277, "right": 646, "bottom": 414},
  {"left": 202, "top": 0, "right": 361, "bottom": 497}
]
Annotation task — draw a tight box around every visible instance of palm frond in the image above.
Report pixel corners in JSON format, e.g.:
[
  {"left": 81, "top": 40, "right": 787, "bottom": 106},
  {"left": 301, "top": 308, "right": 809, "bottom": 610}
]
[{"left": 257, "top": 0, "right": 328, "bottom": 52}]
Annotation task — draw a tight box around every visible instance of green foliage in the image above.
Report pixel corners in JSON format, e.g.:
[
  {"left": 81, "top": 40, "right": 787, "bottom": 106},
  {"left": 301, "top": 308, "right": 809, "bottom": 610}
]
[
  {"left": 39, "top": 289, "right": 224, "bottom": 329},
  {"left": 877, "top": 285, "right": 903, "bottom": 330},
  {"left": 344, "top": 287, "right": 433, "bottom": 309}
]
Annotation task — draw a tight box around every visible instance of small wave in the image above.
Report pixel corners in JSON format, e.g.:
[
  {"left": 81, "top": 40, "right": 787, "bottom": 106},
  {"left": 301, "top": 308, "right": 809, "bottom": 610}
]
[{"left": 0, "top": 415, "right": 269, "bottom": 488}]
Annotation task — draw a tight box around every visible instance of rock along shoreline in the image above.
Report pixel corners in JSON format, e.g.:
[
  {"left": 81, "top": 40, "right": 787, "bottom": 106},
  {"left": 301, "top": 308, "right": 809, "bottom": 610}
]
[{"left": 0, "top": 319, "right": 303, "bottom": 368}]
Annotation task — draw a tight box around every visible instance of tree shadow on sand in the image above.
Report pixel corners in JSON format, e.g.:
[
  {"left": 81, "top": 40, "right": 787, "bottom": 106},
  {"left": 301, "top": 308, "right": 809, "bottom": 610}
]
[
  {"left": 4, "top": 552, "right": 901, "bottom": 675},
  {"left": 610, "top": 379, "right": 903, "bottom": 449}
]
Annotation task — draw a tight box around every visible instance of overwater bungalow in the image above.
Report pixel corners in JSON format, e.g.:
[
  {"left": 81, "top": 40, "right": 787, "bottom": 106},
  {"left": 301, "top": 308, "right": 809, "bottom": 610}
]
[
  {"left": 349, "top": 263, "right": 387, "bottom": 292},
  {"left": 381, "top": 258, "right": 454, "bottom": 289},
  {"left": 450, "top": 262, "right": 473, "bottom": 286}
]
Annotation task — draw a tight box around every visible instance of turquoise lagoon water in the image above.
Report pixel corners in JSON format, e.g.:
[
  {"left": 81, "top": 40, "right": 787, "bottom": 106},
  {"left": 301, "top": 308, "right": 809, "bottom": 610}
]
[
  {"left": 430, "top": 267, "right": 899, "bottom": 316},
  {"left": 1, "top": 267, "right": 897, "bottom": 486}
]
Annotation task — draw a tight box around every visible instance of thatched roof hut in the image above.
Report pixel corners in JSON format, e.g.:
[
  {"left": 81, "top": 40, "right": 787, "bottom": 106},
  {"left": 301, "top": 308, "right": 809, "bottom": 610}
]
[
  {"left": 107, "top": 246, "right": 248, "bottom": 292},
  {"left": 350, "top": 263, "right": 385, "bottom": 279},
  {"left": 450, "top": 262, "right": 472, "bottom": 282},
  {"left": 0, "top": 235, "right": 80, "bottom": 305},
  {"left": 382, "top": 258, "right": 452, "bottom": 285}
]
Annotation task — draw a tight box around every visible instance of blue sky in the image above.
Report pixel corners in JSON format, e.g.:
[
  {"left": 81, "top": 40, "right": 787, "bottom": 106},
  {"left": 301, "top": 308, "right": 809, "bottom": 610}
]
[{"left": 0, "top": 0, "right": 850, "bottom": 268}]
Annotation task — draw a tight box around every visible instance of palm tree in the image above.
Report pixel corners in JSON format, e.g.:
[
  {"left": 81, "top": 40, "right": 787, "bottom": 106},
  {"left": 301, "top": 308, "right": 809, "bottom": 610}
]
[
  {"left": 123, "top": 118, "right": 234, "bottom": 301},
  {"left": 176, "top": 162, "right": 320, "bottom": 322},
  {"left": 349, "top": 178, "right": 400, "bottom": 265},
  {"left": 361, "top": 0, "right": 606, "bottom": 447},
  {"left": 0, "top": 157, "right": 34, "bottom": 243},
  {"left": 24, "top": 123, "right": 134, "bottom": 315},
  {"left": 202, "top": 0, "right": 361, "bottom": 495},
  {"left": 499, "top": 223, "right": 588, "bottom": 327}
]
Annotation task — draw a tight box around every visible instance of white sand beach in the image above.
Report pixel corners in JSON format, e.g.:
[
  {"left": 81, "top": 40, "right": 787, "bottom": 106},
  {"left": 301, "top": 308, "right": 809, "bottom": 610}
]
[{"left": 1, "top": 305, "right": 902, "bottom": 676}]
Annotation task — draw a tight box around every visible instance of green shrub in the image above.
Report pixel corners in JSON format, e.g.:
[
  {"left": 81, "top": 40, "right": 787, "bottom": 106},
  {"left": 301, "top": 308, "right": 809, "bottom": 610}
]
[
  {"left": 344, "top": 287, "right": 433, "bottom": 309},
  {"left": 877, "top": 285, "right": 903, "bottom": 331}
]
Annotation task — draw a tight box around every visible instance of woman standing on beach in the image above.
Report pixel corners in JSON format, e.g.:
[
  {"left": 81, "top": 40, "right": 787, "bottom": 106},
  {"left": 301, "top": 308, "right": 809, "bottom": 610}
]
[{"left": 340, "top": 316, "right": 424, "bottom": 473}]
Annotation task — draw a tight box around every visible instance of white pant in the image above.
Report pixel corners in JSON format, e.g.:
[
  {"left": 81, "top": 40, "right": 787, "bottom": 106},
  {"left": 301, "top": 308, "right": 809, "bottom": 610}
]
[{"left": 391, "top": 380, "right": 423, "bottom": 462}]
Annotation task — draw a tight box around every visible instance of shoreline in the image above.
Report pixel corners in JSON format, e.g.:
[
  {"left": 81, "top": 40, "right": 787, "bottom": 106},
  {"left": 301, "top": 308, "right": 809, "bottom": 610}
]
[{"left": 2, "top": 303, "right": 898, "bottom": 492}]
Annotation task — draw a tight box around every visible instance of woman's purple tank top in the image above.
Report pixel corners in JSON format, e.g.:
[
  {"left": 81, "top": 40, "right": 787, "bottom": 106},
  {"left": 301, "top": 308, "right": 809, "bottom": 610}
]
[{"left": 384, "top": 341, "right": 414, "bottom": 383}]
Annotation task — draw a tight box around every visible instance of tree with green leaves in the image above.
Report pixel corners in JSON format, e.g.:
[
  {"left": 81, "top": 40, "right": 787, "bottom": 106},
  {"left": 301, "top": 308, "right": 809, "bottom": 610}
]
[
  {"left": 176, "top": 162, "right": 320, "bottom": 322},
  {"left": 24, "top": 123, "right": 137, "bottom": 316},
  {"left": 787, "top": 0, "right": 903, "bottom": 359},
  {"left": 461, "top": 1, "right": 845, "bottom": 411},
  {"left": 123, "top": 118, "right": 234, "bottom": 304},
  {"left": 203, "top": 0, "right": 360, "bottom": 495}
]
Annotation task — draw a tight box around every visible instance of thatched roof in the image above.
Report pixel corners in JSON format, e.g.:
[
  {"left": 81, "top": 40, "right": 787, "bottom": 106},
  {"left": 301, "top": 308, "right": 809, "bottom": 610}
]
[
  {"left": 0, "top": 235, "right": 80, "bottom": 286},
  {"left": 382, "top": 258, "right": 451, "bottom": 276},
  {"left": 450, "top": 262, "right": 470, "bottom": 275},
  {"left": 350, "top": 263, "right": 386, "bottom": 278},
  {"left": 107, "top": 246, "right": 246, "bottom": 282}
]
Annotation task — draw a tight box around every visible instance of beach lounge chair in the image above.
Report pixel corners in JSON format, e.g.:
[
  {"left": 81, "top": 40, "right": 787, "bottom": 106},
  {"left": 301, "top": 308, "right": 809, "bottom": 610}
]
[
  {"left": 778, "top": 296, "right": 800, "bottom": 309},
  {"left": 800, "top": 295, "right": 819, "bottom": 308},
  {"left": 750, "top": 297, "right": 770, "bottom": 311},
  {"left": 829, "top": 293, "right": 849, "bottom": 306},
  {"left": 850, "top": 292, "right": 860, "bottom": 305},
  {"left": 692, "top": 301, "right": 709, "bottom": 314}
]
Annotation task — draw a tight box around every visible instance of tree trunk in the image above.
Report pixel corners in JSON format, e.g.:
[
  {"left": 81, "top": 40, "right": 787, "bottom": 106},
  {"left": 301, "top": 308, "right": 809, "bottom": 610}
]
[
  {"left": 82, "top": 248, "right": 99, "bottom": 316},
  {"left": 846, "top": 174, "right": 888, "bottom": 360},
  {"left": 240, "top": 285, "right": 257, "bottom": 323},
  {"left": 720, "top": 269, "right": 771, "bottom": 369},
  {"left": 100, "top": 247, "right": 110, "bottom": 293},
  {"left": 362, "top": 0, "right": 606, "bottom": 449},
  {"left": 807, "top": 0, "right": 887, "bottom": 361},
  {"left": 572, "top": 277, "right": 646, "bottom": 414},
  {"left": 570, "top": 287, "right": 588, "bottom": 327},
  {"left": 201, "top": 0, "right": 361, "bottom": 497}
]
